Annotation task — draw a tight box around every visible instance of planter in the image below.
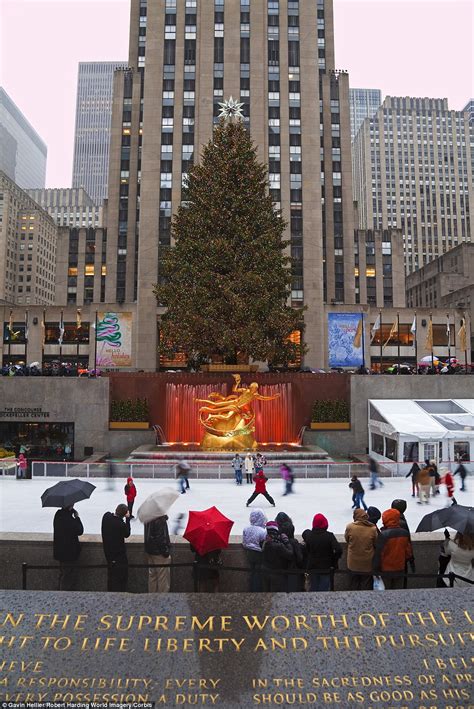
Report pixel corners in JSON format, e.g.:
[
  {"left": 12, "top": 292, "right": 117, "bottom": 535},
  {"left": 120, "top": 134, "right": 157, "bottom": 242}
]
[
  {"left": 310, "top": 422, "right": 351, "bottom": 430},
  {"left": 201, "top": 364, "right": 259, "bottom": 372},
  {"left": 109, "top": 422, "right": 149, "bottom": 430}
]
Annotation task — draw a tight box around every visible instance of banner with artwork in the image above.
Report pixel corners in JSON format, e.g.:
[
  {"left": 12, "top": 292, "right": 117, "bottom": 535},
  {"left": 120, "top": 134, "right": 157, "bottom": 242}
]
[
  {"left": 328, "top": 313, "right": 363, "bottom": 368},
  {"left": 96, "top": 312, "right": 132, "bottom": 368}
]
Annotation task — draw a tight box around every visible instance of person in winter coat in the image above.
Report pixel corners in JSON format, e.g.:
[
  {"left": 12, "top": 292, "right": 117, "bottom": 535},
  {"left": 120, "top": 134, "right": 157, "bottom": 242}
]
[
  {"left": 261, "top": 521, "right": 294, "bottom": 592},
  {"left": 344, "top": 509, "right": 377, "bottom": 590},
  {"left": 442, "top": 531, "right": 474, "bottom": 587},
  {"left": 255, "top": 452, "right": 267, "bottom": 473},
  {"left": 368, "top": 457, "right": 384, "bottom": 489},
  {"left": 391, "top": 499, "right": 416, "bottom": 579},
  {"left": 441, "top": 470, "right": 455, "bottom": 504},
  {"left": 373, "top": 509, "right": 414, "bottom": 589},
  {"left": 280, "top": 464, "right": 294, "bottom": 496},
  {"left": 244, "top": 453, "right": 255, "bottom": 484},
  {"left": 276, "top": 512, "right": 305, "bottom": 591},
  {"left": 242, "top": 509, "right": 267, "bottom": 592},
  {"left": 454, "top": 462, "right": 467, "bottom": 492},
  {"left": 232, "top": 454, "right": 243, "bottom": 485},
  {"left": 191, "top": 546, "right": 221, "bottom": 593},
  {"left": 302, "top": 514, "right": 342, "bottom": 592},
  {"left": 124, "top": 476, "right": 137, "bottom": 517},
  {"left": 416, "top": 463, "right": 432, "bottom": 504},
  {"left": 429, "top": 460, "right": 441, "bottom": 496},
  {"left": 53, "top": 506, "right": 84, "bottom": 591},
  {"left": 246, "top": 470, "right": 275, "bottom": 507},
  {"left": 367, "top": 506, "right": 381, "bottom": 531},
  {"left": 405, "top": 462, "right": 420, "bottom": 497},
  {"left": 349, "top": 476, "right": 368, "bottom": 511},
  {"left": 144, "top": 514, "right": 171, "bottom": 593},
  {"left": 17, "top": 453, "right": 27, "bottom": 479},
  {"left": 176, "top": 461, "right": 191, "bottom": 494},
  {"left": 101, "top": 504, "right": 131, "bottom": 592}
]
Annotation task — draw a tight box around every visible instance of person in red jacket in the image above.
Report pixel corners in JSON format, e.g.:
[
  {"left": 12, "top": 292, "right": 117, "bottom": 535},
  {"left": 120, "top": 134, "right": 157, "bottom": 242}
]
[
  {"left": 124, "top": 476, "right": 137, "bottom": 518},
  {"left": 373, "top": 508, "right": 414, "bottom": 589},
  {"left": 246, "top": 470, "right": 275, "bottom": 507},
  {"left": 442, "top": 469, "right": 456, "bottom": 505}
]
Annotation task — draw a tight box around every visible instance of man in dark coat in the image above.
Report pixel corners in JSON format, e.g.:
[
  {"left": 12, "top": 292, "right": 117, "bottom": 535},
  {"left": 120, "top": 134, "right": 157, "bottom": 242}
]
[
  {"left": 53, "top": 506, "right": 84, "bottom": 591},
  {"left": 275, "top": 512, "right": 305, "bottom": 591},
  {"left": 302, "top": 513, "right": 342, "bottom": 592},
  {"left": 101, "top": 504, "right": 131, "bottom": 592},
  {"left": 262, "top": 521, "right": 294, "bottom": 591},
  {"left": 454, "top": 462, "right": 467, "bottom": 492},
  {"left": 144, "top": 515, "right": 171, "bottom": 593}
]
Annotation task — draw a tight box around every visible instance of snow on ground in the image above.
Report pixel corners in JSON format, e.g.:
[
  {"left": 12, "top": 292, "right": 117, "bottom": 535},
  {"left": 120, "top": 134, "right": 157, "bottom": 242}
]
[{"left": 1, "top": 476, "right": 470, "bottom": 537}]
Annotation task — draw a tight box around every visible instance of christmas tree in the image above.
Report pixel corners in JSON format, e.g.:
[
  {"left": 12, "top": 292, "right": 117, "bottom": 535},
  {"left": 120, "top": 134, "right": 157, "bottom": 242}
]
[{"left": 154, "top": 115, "right": 304, "bottom": 367}]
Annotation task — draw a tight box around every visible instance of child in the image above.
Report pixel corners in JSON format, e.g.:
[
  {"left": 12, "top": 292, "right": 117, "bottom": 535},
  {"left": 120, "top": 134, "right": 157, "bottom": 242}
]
[
  {"left": 124, "top": 476, "right": 137, "bottom": 517},
  {"left": 246, "top": 470, "right": 275, "bottom": 507}
]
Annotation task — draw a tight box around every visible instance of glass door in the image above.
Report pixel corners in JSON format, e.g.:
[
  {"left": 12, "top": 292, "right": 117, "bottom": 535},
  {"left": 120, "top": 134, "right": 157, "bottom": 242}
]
[{"left": 422, "top": 442, "right": 438, "bottom": 465}]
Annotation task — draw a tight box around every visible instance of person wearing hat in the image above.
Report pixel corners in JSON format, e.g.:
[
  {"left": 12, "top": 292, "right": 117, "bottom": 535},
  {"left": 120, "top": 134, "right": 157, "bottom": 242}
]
[
  {"left": 261, "top": 521, "right": 294, "bottom": 592},
  {"left": 344, "top": 509, "right": 378, "bottom": 590},
  {"left": 373, "top": 509, "right": 414, "bottom": 589},
  {"left": 246, "top": 469, "right": 275, "bottom": 507},
  {"left": 391, "top": 499, "right": 416, "bottom": 580},
  {"left": 302, "top": 514, "right": 342, "bottom": 592},
  {"left": 367, "top": 506, "right": 381, "bottom": 531}
]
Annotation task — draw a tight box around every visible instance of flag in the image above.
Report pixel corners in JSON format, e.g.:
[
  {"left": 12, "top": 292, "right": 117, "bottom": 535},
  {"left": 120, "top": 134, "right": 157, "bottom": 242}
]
[
  {"left": 353, "top": 316, "right": 363, "bottom": 348},
  {"left": 58, "top": 311, "right": 65, "bottom": 346},
  {"left": 8, "top": 309, "right": 13, "bottom": 334},
  {"left": 425, "top": 319, "right": 433, "bottom": 351},
  {"left": 76, "top": 308, "right": 82, "bottom": 330},
  {"left": 410, "top": 315, "right": 417, "bottom": 334},
  {"left": 446, "top": 315, "right": 451, "bottom": 346},
  {"left": 370, "top": 314, "right": 381, "bottom": 343},
  {"left": 457, "top": 318, "right": 467, "bottom": 352},
  {"left": 25, "top": 310, "right": 29, "bottom": 342},
  {"left": 383, "top": 318, "right": 398, "bottom": 349}
]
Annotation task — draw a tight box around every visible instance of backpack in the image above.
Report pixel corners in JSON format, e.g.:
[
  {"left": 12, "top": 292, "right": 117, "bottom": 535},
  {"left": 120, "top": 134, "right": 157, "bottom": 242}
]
[{"left": 124, "top": 483, "right": 130, "bottom": 495}]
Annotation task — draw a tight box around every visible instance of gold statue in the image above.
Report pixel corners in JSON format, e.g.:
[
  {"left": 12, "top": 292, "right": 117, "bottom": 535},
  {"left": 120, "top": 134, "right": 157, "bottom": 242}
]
[{"left": 197, "top": 374, "right": 280, "bottom": 451}]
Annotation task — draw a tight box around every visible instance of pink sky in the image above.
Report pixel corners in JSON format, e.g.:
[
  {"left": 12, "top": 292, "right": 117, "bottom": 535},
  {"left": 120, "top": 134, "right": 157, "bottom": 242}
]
[{"left": 0, "top": 0, "right": 472, "bottom": 188}]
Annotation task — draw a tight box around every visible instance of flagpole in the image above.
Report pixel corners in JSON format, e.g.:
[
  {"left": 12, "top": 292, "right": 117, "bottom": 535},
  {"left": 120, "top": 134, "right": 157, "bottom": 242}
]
[
  {"left": 42, "top": 309, "right": 46, "bottom": 368},
  {"left": 59, "top": 308, "right": 63, "bottom": 362},
  {"left": 430, "top": 312, "right": 434, "bottom": 369},
  {"left": 464, "top": 314, "right": 468, "bottom": 373},
  {"left": 361, "top": 311, "right": 366, "bottom": 370},
  {"left": 8, "top": 309, "right": 12, "bottom": 363},
  {"left": 397, "top": 312, "right": 400, "bottom": 374},
  {"left": 379, "top": 310, "right": 383, "bottom": 374},
  {"left": 24, "top": 309, "right": 28, "bottom": 365},
  {"left": 94, "top": 310, "right": 98, "bottom": 374},
  {"left": 447, "top": 313, "right": 451, "bottom": 364},
  {"left": 414, "top": 311, "right": 418, "bottom": 374}
]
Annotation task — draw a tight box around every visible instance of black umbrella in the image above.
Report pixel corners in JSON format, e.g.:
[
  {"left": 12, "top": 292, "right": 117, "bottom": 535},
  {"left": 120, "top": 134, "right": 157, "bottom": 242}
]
[
  {"left": 41, "top": 478, "right": 96, "bottom": 508},
  {"left": 416, "top": 504, "right": 474, "bottom": 535}
]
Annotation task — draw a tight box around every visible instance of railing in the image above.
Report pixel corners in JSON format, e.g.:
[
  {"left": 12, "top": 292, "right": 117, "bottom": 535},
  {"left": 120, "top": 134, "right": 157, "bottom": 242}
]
[
  {"left": 20, "top": 560, "right": 473, "bottom": 592},
  {"left": 0, "top": 457, "right": 17, "bottom": 476},
  {"left": 29, "top": 459, "right": 473, "bottom": 480}
]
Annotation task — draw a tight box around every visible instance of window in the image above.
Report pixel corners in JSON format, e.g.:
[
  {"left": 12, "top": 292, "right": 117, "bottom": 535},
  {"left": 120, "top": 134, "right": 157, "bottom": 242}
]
[
  {"left": 385, "top": 438, "right": 397, "bottom": 461},
  {"left": 454, "top": 442, "right": 469, "bottom": 462},
  {"left": 371, "top": 433, "right": 384, "bottom": 456},
  {"left": 403, "top": 441, "right": 419, "bottom": 463}
]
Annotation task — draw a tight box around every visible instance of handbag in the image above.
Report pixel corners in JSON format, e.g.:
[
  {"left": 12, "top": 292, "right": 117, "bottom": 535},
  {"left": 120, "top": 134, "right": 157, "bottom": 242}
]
[{"left": 373, "top": 575, "right": 385, "bottom": 591}]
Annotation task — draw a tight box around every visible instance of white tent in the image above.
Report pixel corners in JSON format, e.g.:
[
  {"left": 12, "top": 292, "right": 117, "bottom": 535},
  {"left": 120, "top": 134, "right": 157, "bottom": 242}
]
[{"left": 368, "top": 399, "right": 474, "bottom": 474}]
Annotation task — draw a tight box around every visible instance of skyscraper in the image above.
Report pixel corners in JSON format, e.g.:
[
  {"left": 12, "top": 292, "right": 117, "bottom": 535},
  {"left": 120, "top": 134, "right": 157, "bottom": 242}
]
[
  {"left": 349, "top": 88, "right": 381, "bottom": 142},
  {"left": 105, "top": 0, "right": 355, "bottom": 369},
  {"left": 26, "top": 187, "right": 103, "bottom": 229},
  {"left": 72, "top": 62, "right": 128, "bottom": 205},
  {"left": 353, "top": 96, "right": 473, "bottom": 274},
  {"left": 463, "top": 99, "right": 474, "bottom": 124},
  {"left": 0, "top": 88, "right": 47, "bottom": 189}
]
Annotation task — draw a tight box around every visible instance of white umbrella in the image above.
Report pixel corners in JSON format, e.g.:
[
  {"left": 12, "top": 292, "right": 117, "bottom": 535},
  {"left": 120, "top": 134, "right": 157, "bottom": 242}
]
[
  {"left": 137, "top": 487, "right": 180, "bottom": 524},
  {"left": 418, "top": 355, "right": 440, "bottom": 365}
]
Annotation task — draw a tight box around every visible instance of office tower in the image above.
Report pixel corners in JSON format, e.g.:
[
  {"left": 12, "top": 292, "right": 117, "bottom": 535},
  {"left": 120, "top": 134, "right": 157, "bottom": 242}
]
[
  {"left": 0, "top": 88, "right": 47, "bottom": 189},
  {"left": 54, "top": 226, "right": 108, "bottom": 307},
  {"left": 0, "top": 171, "right": 57, "bottom": 305},
  {"left": 354, "top": 228, "right": 405, "bottom": 308},
  {"left": 463, "top": 99, "right": 474, "bottom": 124},
  {"left": 353, "top": 97, "right": 473, "bottom": 274},
  {"left": 72, "top": 62, "right": 128, "bottom": 205},
  {"left": 349, "top": 88, "right": 381, "bottom": 142},
  {"left": 106, "top": 0, "right": 355, "bottom": 369},
  {"left": 26, "top": 187, "right": 103, "bottom": 229}
]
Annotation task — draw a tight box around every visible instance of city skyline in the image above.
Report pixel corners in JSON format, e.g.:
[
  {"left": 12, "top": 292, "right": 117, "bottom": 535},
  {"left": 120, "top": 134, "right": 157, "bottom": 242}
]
[{"left": 0, "top": 0, "right": 472, "bottom": 188}]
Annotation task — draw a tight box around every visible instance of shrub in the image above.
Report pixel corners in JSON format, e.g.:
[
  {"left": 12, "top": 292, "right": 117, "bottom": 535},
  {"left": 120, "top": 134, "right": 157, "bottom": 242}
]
[
  {"left": 110, "top": 398, "right": 149, "bottom": 422},
  {"left": 312, "top": 399, "right": 350, "bottom": 423}
]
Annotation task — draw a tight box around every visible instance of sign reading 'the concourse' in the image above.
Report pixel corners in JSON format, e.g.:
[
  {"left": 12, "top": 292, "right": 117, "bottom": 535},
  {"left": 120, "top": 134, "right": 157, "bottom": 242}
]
[{"left": 0, "top": 589, "right": 472, "bottom": 709}]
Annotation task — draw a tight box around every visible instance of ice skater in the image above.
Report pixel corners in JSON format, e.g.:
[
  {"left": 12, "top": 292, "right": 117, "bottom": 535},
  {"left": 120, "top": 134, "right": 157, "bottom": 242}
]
[
  {"left": 405, "top": 461, "right": 420, "bottom": 497},
  {"left": 246, "top": 470, "right": 275, "bottom": 507},
  {"left": 454, "top": 461, "right": 467, "bottom": 492},
  {"left": 349, "top": 476, "right": 368, "bottom": 511},
  {"left": 231, "top": 453, "right": 243, "bottom": 485},
  {"left": 176, "top": 461, "right": 191, "bottom": 494},
  {"left": 368, "top": 457, "right": 383, "bottom": 489},
  {"left": 244, "top": 452, "right": 255, "bottom": 484},
  {"left": 280, "top": 463, "right": 294, "bottom": 496}
]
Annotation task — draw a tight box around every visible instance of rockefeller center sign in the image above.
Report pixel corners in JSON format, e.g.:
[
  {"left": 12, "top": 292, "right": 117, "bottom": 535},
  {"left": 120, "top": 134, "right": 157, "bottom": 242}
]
[{"left": 0, "top": 589, "right": 472, "bottom": 708}]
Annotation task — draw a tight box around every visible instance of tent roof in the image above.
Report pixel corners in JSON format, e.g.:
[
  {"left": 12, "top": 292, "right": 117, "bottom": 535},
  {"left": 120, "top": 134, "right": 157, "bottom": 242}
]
[{"left": 369, "top": 399, "right": 474, "bottom": 440}]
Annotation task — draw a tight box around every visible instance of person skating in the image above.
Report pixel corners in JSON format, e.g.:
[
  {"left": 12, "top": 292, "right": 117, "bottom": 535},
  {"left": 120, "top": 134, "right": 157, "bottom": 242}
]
[
  {"left": 244, "top": 453, "right": 255, "bottom": 484},
  {"left": 124, "top": 476, "right": 137, "bottom": 518},
  {"left": 349, "top": 476, "right": 368, "bottom": 511},
  {"left": 368, "top": 457, "right": 384, "bottom": 489},
  {"left": 101, "top": 504, "right": 131, "bottom": 592},
  {"left": 344, "top": 509, "right": 377, "bottom": 590},
  {"left": 302, "top": 514, "right": 342, "bottom": 592},
  {"left": 453, "top": 462, "right": 467, "bottom": 492},
  {"left": 176, "top": 461, "right": 191, "bottom": 494},
  {"left": 144, "top": 514, "right": 171, "bottom": 593},
  {"left": 242, "top": 509, "right": 267, "bottom": 592},
  {"left": 405, "top": 461, "right": 420, "bottom": 497},
  {"left": 17, "top": 452, "right": 27, "bottom": 479},
  {"left": 254, "top": 452, "right": 267, "bottom": 473},
  {"left": 280, "top": 463, "right": 294, "bottom": 496},
  {"left": 53, "top": 506, "right": 84, "bottom": 591},
  {"left": 373, "top": 508, "right": 414, "bottom": 590},
  {"left": 231, "top": 453, "right": 243, "bottom": 485},
  {"left": 275, "top": 512, "right": 305, "bottom": 591},
  {"left": 261, "top": 521, "right": 294, "bottom": 592},
  {"left": 246, "top": 469, "right": 275, "bottom": 507},
  {"left": 416, "top": 462, "right": 432, "bottom": 504},
  {"left": 440, "top": 469, "right": 456, "bottom": 505}
]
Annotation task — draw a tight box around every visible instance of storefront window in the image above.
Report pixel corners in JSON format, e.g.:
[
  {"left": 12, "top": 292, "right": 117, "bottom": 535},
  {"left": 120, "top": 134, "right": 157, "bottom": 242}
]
[
  {"left": 403, "top": 441, "right": 419, "bottom": 462},
  {"left": 44, "top": 323, "right": 90, "bottom": 344},
  {"left": 3, "top": 323, "right": 27, "bottom": 344},
  {"left": 385, "top": 437, "right": 397, "bottom": 461},
  {"left": 371, "top": 432, "right": 384, "bottom": 455},
  {"left": 370, "top": 324, "right": 414, "bottom": 346},
  {"left": 0, "top": 422, "right": 74, "bottom": 461},
  {"left": 454, "top": 441, "right": 470, "bottom": 462}
]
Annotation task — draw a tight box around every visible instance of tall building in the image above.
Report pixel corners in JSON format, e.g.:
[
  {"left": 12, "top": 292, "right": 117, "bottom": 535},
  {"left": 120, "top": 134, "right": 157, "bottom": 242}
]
[
  {"left": 349, "top": 88, "right": 381, "bottom": 142},
  {"left": 353, "top": 97, "right": 473, "bottom": 274},
  {"left": 0, "top": 88, "right": 47, "bottom": 189},
  {"left": 463, "top": 99, "right": 474, "bottom": 124},
  {"left": 72, "top": 62, "right": 128, "bottom": 205},
  {"left": 105, "top": 0, "right": 355, "bottom": 369},
  {"left": 26, "top": 187, "right": 103, "bottom": 229},
  {"left": 0, "top": 171, "right": 57, "bottom": 306}
]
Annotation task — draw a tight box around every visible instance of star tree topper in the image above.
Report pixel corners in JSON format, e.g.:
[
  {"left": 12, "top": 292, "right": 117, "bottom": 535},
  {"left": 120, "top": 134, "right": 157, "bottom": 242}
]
[{"left": 218, "top": 96, "right": 244, "bottom": 121}]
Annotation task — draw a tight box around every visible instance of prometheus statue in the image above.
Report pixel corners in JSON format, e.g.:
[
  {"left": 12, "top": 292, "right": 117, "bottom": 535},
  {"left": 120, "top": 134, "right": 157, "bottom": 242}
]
[{"left": 196, "top": 374, "right": 280, "bottom": 450}]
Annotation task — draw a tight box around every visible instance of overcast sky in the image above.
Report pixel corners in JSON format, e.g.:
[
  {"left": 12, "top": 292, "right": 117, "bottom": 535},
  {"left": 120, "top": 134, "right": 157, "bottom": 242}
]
[{"left": 0, "top": 0, "right": 472, "bottom": 188}]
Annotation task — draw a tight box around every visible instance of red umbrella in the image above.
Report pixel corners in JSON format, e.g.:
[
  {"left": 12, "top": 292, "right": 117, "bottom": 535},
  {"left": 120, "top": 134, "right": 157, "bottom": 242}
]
[{"left": 184, "top": 506, "right": 234, "bottom": 555}]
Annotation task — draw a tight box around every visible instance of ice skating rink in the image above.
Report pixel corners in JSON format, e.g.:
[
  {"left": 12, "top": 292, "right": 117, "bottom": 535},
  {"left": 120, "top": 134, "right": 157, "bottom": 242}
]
[{"left": 1, "top": 476, "right": 469, "bottom": 536}]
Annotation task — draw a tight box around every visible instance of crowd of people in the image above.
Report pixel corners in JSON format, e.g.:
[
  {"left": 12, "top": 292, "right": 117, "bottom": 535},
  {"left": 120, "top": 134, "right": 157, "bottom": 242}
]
[
  {"left": 1, "top": 362, "right": 100, "bottom": 377},
  {"left": 406, "top": 459, "right": 468, "bottom": 504}
]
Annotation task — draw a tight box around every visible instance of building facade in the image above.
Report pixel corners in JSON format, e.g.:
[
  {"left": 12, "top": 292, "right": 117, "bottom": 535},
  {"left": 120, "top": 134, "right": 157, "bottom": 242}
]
[
  {"left": 463, "top": 99, "right": 473, "bottom": 124},
  {"left": 0, "top": 88, "right": 47, "bottom": 189},
  {"left": 0, "top": 171, "right": 57, "bottom": 307},
  {"left": 72, "top": 62, "right": 128, "bottom": 205},
  {"left": 354, "top": 228, "right": 405, "bottom": 308},
  {"left": 104, "top": 0, "right": 355, "bottom": 369},
  {"left": 353, "top": 97, "right": 473, "bottom": 274},
  {"left": 55, "top": 226, "right": 108, "bottom": 306},
  {"left": 349, "top": 88, "right": 381, "bottom": 142},
  {"left": 26, "top": 187, "right": 103, "bottom": 229}
]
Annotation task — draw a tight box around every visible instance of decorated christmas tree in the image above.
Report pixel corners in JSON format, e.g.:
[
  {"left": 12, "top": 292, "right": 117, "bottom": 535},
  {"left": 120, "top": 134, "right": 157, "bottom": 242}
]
[{"left": 154, "top": 107, "right": 304, "bottom": 367}]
